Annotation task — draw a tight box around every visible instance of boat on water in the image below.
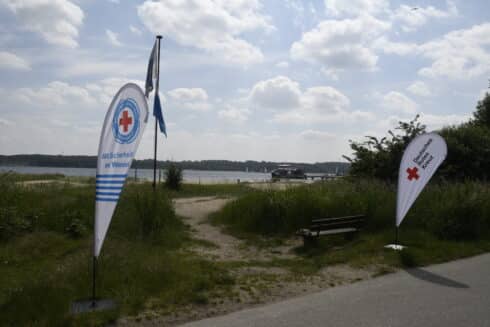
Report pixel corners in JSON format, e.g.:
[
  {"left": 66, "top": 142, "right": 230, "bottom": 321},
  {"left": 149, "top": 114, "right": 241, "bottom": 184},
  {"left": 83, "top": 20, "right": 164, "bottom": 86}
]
[{"left": 271, "top": 164, "right": 306, "bottom": 179}]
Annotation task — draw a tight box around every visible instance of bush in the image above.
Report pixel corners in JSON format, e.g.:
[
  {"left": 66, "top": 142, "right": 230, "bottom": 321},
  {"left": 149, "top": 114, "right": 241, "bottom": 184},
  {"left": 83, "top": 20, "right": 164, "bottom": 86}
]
[
  {"left": 165, "top": 163, "right": 183, "bottom": 190},
  {"left": 211, "top": 180, "right": 394, "bottom": 236},
  {"left": 0, "top": 207, "right": 37, "bottom": 241},
  {"left": 345, "top": 93, "right": 490, "bottom": 181},
  {"left": 420, "top": 182, "right": 488, "bottom": 240},
  {"left": 211, "top": 179, "right": 490, "bottom": 240},
  {"left": 64, "top": 218, "right": 87, "bottom": 238},
  {"left": 115, "top": 185, "right": 183, "bottom": 246}
]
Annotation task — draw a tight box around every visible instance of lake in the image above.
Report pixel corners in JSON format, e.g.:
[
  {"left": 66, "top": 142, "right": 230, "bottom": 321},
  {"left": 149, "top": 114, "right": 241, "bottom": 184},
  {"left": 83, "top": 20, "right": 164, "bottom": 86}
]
[{"left": 0, "top": 166, "right": 272, "bottom": 184}]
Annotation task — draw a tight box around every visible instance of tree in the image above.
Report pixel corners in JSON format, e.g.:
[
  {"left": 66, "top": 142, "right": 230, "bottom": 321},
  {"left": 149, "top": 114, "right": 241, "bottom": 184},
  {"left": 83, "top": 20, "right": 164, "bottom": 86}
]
[
  {"left": 165, "top": 163, "right": 183, "bottom": 190},
  {"left": 472, "top": 92, "right": 490, "bottom": 127},
  {"left": 343, "top": 115, "right": 426, "bottom": 181},
  {"left": 344, "top": 93, "right": 490, "bottom": 181}
]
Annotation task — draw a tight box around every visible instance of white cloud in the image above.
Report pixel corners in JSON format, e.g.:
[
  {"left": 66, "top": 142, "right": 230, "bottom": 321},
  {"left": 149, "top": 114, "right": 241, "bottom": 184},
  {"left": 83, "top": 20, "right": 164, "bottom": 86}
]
[
  {"left": 249, "top": 76, "right": 301, "bottom": 109},
  {"left": 151, "top": 130, "right": 350, "bottom": 162},
  {"left": 407, "top": 81, "right": 431, "bottom": 97},
  {"left": 300, "top": 129, "right": 335, "bottom": 141},
  {"left": 391, "top": 1, "right": 458, "bottom": 32},
  {"left": 7, "top": 77, "right": 144, "bottom": 112},
  {"left": 85, "top": 77, "right": 145, "bottom": 106},
  {"left": 129, "top": 25, "right": 142, "bottom": 36},
  {"left": 249, "top": 76, "right": 373, "bottom": 124},
  {"left": 324, "top": 0, "right": 389, "bottom": 17},
  {"left": 367, "top": 22, "right": 490, "bottom": 81},
  {"left": 0, "top": 117, "right": 14, "bottom": 126},
  {"left": 276, "top": 61, "right": 289, "bottom": 68},
  {"left": 218, "top": 106, "right": 250, "bottom": 123},
  {"left": 417, "top": 23, "right": 490, "bottom": 79},
  {"left": 321, "top": 68, "right": 339, "bottom": 80},
  {"left": 106, "top": 29, "right": 122, "bottom": 47},
  {"left": 372, "top": 37, "right": 417, "bottom": 56},
  {"left": 382, "top": 91, "right": 418, "bottom": 114},
  {"left": 0, "top": 51, "right": 30, "bottom": 71},
  {"left": 137, "top": 0, "right": 273, "bottom": 65},
  {"left": 167, "top": 88, "right": 210, "bottom": 111},
  {"left": 168, "top": 88, "right": 208, "bottom": 102},
  {"left": 2, "top": 0, "right": 84, "bottom": 48},
  {"left": 301, "top": 86, "right": 350, "bottom": 113},
  {"left": 13, "top": 81, "right": 96, "bottom": 107},
  {"left": 290, "top": 14, "right": 390, "bottom": 72},
  {"left": 419, "top": 112, "right": 469, "bottom": 130}
]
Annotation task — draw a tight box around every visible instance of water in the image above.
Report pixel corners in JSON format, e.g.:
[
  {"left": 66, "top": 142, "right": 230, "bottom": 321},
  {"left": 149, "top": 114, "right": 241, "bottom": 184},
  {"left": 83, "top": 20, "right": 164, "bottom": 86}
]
[{"left": 0, "top": 166, "right": 271, "bottom": 184}]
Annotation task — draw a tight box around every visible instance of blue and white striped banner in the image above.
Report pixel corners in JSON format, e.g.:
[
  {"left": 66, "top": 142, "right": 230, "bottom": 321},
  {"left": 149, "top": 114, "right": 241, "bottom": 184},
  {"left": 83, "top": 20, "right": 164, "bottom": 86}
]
[
  {"left": 95, "top": 174, "right": 127, "bottom": 202},
  {"left": 94, "top": 83, "right": 148, "bottom": 257}
]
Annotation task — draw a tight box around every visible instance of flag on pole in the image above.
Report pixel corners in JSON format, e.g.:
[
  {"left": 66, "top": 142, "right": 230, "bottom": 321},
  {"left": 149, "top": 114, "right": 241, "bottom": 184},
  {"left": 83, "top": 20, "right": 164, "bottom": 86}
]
[
  {"left": 145, "top": 40, "right": 157, "bottom": 97},
  {"left": 396, "top": 132, "right": 447, "bottom": 227},
  {"left": 94, "top": 83, "right": 149, "bottom": 257},
  {"left": 153, "top": 93, "right": 167, "bottom": 137}
]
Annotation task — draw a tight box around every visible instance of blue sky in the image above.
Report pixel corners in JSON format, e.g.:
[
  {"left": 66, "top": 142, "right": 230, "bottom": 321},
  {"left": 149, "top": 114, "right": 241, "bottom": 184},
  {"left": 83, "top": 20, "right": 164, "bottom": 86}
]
[{"left": 0, "top": 0, "right": 488, "bottom": 162}]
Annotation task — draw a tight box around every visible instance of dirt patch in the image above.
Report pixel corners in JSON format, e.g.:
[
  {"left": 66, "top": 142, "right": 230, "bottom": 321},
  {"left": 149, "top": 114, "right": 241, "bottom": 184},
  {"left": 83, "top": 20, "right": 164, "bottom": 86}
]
[
  {"left": 174, "top": 196, "right": 300, "bottom": 261},
  {"left": 247, "top": 181, "right": 310, "bottom": 191},
  {"left": 119, "top": 196, "right": 380, "bottom": 326},
  {"left": 16, "top": 180, "right": 88, "bottom": 187}
]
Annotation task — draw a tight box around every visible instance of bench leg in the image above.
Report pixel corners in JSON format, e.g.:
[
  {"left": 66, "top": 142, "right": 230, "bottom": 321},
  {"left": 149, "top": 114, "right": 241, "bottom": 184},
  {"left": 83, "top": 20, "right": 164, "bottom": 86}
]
[
  {"left": 303, "top": 235, "right": 317, "bottom": 247},
  {"left": 344, "top": 231, "right": 358, "bottom": 241}
]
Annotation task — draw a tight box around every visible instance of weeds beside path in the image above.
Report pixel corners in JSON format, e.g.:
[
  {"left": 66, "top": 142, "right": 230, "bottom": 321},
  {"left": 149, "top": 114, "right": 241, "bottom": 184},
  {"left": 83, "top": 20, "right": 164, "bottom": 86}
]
[{"left": 125, "top": 197, "right": 382, "bottom": 326}]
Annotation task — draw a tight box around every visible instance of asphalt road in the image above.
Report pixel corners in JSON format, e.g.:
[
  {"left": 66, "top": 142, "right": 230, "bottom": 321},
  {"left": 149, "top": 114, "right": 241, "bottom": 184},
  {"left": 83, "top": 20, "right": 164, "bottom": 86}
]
[{"left": 181, "top": 253, "right": 490, "bottom": 327}]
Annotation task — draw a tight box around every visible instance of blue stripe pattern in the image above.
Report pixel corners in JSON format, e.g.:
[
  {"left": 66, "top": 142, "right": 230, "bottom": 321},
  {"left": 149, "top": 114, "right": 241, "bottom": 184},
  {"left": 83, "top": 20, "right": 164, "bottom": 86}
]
[
  {"left": 96, "top": 174, "right": 127, "bottom": 178},
  {"left": 95, "top": 180, "right": 125, "bottom": 185},
  {"left": 95, "top": 173, "right": 127, "bottom": 202},
  {"left": 96, "top": 197, "right": 119, "bottom": 202},
  {"left": 96, "top": 186, "right": 123, "bottom": 190}
]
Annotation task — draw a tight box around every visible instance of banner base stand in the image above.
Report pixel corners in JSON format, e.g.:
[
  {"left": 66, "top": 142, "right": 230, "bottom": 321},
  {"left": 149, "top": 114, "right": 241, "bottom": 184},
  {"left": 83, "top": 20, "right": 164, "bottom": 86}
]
[
  {"left": 384, "top": 244, "right": 406, "bottom": 251},
  {"left": 71, "top": 299, "right": 117, "bottom": 314}
]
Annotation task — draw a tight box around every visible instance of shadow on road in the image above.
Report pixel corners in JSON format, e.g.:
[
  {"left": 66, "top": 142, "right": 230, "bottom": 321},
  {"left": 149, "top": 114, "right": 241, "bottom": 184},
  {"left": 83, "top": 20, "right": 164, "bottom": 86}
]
[{"left": 405, "top": 268, "right": 469, "bottom": 289}]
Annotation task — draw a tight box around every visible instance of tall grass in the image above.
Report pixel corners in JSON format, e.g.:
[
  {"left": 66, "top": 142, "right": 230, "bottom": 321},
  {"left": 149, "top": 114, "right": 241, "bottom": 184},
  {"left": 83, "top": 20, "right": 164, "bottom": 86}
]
[
  {"left": 210, "top": 179, "right": 490, "bottom": 241},
  {"left": 0, "top": 178, "right": 234, "bottom": 326}
]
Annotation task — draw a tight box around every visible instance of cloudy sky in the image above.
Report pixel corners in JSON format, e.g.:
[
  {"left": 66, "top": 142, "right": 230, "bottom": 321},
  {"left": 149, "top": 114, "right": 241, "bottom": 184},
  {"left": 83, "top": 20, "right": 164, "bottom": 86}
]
[{"left": 0, "top": 0, "right": 488, "bottom": 162}]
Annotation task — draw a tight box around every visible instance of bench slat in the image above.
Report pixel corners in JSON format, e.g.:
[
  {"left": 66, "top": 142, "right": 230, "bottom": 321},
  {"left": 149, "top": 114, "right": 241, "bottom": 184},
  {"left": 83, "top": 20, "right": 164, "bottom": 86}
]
[
  {"left": 297, "top": 227, "right": 358, "bottom": 237},
  {"left": 312, "top": 215, "right": 364, "bottom": 224}
]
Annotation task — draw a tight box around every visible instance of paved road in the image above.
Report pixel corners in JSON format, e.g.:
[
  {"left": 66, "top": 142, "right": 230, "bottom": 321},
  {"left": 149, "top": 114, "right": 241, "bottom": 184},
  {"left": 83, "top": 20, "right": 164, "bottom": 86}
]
[{"left": 181, "top": 254, "right": 490, "bottom": 327}]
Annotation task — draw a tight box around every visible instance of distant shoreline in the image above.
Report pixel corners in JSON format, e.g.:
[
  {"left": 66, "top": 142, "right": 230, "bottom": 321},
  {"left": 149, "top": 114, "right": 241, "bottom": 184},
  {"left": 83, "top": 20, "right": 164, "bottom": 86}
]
[{"left": 0, "top": 154, "right": 350, "bottom": 174}]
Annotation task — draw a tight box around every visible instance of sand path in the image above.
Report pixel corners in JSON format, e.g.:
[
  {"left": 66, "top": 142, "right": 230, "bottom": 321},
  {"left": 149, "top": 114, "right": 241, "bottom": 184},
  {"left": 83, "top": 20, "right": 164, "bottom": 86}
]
[{"left": 173, "top": 196, "right": 299, "bottom": 261}]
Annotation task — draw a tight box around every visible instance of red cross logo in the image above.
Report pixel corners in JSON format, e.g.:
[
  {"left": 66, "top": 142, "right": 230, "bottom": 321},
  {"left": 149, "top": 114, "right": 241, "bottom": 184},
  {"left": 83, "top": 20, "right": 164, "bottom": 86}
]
[
  {"left": 406, "top": 167, "right": 419, "bottom": 181},
  {"left": 119, "top": 110, "right": 133, "bottom": 133}
]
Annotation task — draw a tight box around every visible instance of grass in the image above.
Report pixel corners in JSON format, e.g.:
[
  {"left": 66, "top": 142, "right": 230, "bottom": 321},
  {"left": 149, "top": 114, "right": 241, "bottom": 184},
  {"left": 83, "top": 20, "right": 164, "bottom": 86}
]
[
  {"left": 210, "top": 179, "right": 490, "bottom": 239},
  {"left": 210, "top": 178, "right": 490, "bottom": 272},
  {"left": 164, "top": 182, "right": 254, "bottom": 198},
  {"left": 0, "top": 176, "right": 236, "bottom": 326},
  {"left": 0, "top": 171, "right": 66, "bottom": 182},
  {"left": 2, "top": 173, "right": 490, "bottom": 325}
]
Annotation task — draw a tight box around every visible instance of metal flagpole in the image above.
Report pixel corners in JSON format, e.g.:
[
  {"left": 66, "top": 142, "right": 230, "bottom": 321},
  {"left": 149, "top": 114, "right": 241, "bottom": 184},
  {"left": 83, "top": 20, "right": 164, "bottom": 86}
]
[
  {"left": 91, "top": 256, "right": 97, "bottom": 307},
  {"left": 152, "top": 35, "right": 162, "bottom": 189}
]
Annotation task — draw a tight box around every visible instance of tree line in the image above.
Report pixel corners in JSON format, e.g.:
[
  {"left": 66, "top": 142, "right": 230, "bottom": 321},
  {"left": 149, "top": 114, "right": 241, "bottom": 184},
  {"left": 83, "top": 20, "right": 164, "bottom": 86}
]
[
  {"left": 344, "top": 92, "right": 490, "bottom": 181},
  {"left": 0, "top": 155, "right": 349, "bottom": 174}
]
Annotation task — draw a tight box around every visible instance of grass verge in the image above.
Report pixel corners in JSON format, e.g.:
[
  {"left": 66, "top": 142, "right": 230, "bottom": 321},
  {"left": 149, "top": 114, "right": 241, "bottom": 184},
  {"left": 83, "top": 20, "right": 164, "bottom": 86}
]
[{"left": 0, "top": 179, "right": 235, "bottom": 326}]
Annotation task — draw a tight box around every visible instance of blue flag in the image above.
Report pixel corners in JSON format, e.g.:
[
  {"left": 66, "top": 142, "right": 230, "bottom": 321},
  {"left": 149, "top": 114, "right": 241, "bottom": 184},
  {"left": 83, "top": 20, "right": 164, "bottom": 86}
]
[
  {"left": 145, "top": 41, "right": 157, "bottom": 97},
  {"left": 153, "top": 93, "right": 167, "bottom": 137}
]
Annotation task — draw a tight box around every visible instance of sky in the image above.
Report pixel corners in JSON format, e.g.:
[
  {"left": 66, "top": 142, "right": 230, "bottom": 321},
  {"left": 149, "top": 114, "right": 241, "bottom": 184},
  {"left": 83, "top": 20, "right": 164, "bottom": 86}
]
[{"left": 0, "top": 0, "right": 488, "bottom": 163}]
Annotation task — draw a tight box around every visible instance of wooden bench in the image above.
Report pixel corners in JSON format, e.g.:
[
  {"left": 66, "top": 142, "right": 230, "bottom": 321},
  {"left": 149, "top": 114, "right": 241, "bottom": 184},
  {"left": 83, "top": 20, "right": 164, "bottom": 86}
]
[{"left": 296, "top": 215, "right": 365, "bottom": 246}]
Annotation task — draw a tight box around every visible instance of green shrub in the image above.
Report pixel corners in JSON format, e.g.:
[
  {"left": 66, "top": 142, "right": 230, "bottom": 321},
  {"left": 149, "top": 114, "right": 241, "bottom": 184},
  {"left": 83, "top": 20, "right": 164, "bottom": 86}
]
[
  {"left": 64, "top": 218, "right": 87, "bottom": 238},
  {"left": 165, "top": 163, "right": 183, "bottom": 190},
  {"left": 211, "top": 179, "right": 490, "bottom": 240},
  {"left": 112, "top": 185, "right": 183, "bottom": 246},
  {"left": 0, "top": 207, "right": 37, "bottom": 241},
  {"left": 420, "top": 182, "right": 488, "bottom": 240}
]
